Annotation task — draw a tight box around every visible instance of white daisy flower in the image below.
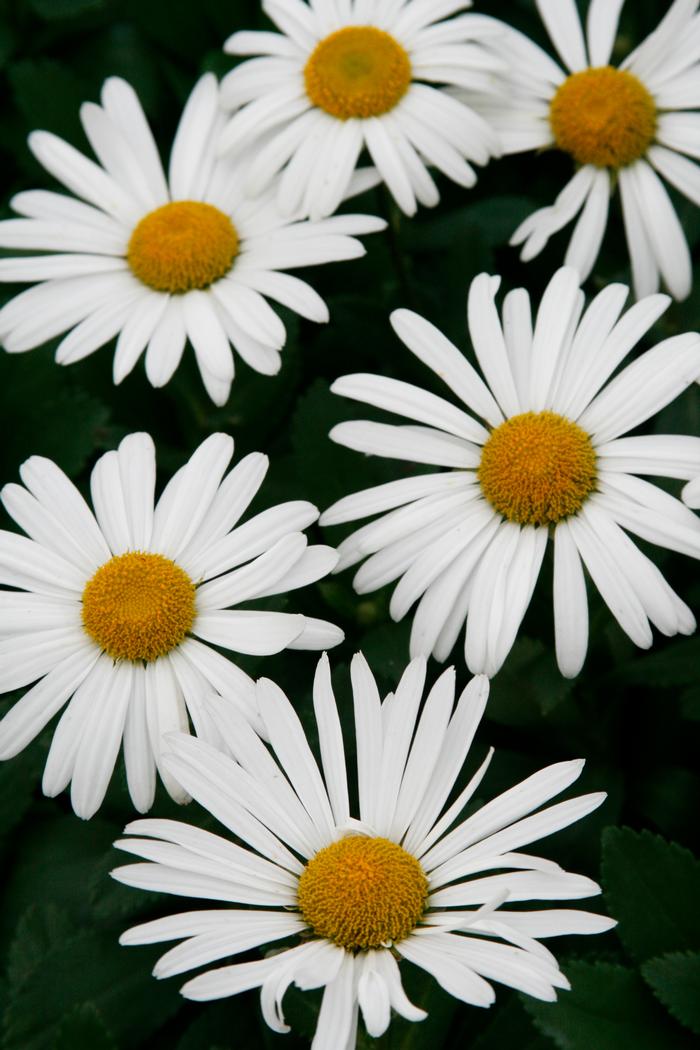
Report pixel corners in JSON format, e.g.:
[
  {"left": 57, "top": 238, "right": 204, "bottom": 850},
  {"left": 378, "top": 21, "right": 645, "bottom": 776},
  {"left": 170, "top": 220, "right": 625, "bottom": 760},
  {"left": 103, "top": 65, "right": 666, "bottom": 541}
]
[
  {"left": 0, "top": 74, "right": 385, "bottom": 405},
  {"left": 321, "top": 266, "right": 700, "bottom": 678},
  {"left": 218, "top": 0, "right": 504, "bottom": 219},
  {"left": 0, "top": 432, "right": 342, "bottom": 819},
  {"left": 113, "top": 653, "right": 614, "bottom": 1047},
  {"left": 470, "top": 0, "right": 700, "bottom": 300}
]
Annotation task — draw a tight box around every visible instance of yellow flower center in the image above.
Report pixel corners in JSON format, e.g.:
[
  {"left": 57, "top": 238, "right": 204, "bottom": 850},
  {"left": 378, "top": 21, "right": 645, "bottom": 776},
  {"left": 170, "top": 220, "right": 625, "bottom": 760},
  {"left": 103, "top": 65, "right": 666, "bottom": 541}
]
[
  {"left": 478, "top": 411, "right": 597, "bottom": 527},
  {"left": 304, "top": 26, "right": 412, "bottom": 120},
  {"left": 127, "top": 201, "right": 239, "bottom": 294},
  {"left": 297, "top": 836, "right": 428, "bottom": 951},
  {"left": 549, "top": 66, "right": 657, "bottom": 168},
  {"left": 82, "top": 551, "right": 196, "bottom": 662}
]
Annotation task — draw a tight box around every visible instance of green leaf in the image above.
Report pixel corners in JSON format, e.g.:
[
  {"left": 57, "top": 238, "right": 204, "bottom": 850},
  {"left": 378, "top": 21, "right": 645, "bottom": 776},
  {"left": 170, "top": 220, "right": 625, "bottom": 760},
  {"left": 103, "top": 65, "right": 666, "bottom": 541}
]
[
  {"left": 175, "top": 999, "right": 267, "bottom": 1050},
  {"left": 28, "top": 0, "right": 106, "bottom": 17},
  {"left": 0, "top": 20, "right": 15, "bottom": 68},
  {"left": 642, "top": 951, "right": 700, "bottom": 1036},
  {"left": 0, "top": 739, "right": 44, "bottom": 842},
  {"left": 358, "top": 620, "right": 412, "bottom": 688},
  {"left": 408, "top": 196, "right": 537, "bottom": 251},
  {"left": 3, "top": 930, "right": 179, "bottom": 1050},
  {"left": 0, "top": 815, "right": 116, "bottom": 948},
  {"left": 52, "top": 1003, "right": 117, "bottom": 1050},
  {"left": 614, "top": 637, "right": 700, "bottom": 688},
  {"left": 523, "top": 961, "right": 694, "bottom": 1050},
  {"left": 679, "top": 683, "right": 700, "bottom": 721},
  {"left": 468, "top": 998, "right": 551, "bottom": 1050},
  {"left": 0, "top": 352, "right": 110, "bottom": 481},
  {"left": 486, "top": 637, "right": 575, "bottom": 726},
  {"left": 7, "top": 60, "right": 85, "bottom": 144},
  {"left": 601, "top": 828, "right": 700, "bottom": 963},
  {"left": 636, "top": 767, "right": 700, "bottom": 843},
  {"left": 6, "top": 905, "right": 74, "bottom": 989}
]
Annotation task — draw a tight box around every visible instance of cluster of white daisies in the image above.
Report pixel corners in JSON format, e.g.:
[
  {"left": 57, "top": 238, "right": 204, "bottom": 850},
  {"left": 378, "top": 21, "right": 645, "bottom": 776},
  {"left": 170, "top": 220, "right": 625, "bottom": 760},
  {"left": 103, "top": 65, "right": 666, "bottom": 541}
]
[{"left": 0, "top": 1, "right": 699, "bottom": 1047}]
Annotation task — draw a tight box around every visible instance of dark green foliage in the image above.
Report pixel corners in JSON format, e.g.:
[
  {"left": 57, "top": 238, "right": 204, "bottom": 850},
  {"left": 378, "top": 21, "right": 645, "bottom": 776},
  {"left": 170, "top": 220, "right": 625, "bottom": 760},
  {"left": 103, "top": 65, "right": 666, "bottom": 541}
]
[
  {"left": 523, "top": 962, "right": 697, "bottom": 1050},
  {"left": 602, "top": 828, "right": 700, "bottom": 962},
  {"left": 642, "top": 952, "right": 700, "bottom": 1036}
]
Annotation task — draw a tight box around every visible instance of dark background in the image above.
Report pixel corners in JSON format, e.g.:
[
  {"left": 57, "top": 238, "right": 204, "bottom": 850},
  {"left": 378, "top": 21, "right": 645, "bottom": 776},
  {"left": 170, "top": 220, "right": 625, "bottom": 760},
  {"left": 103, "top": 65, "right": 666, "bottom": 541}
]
[{"left": 0, "top": 1, "right": 699, "bottom": 1047}]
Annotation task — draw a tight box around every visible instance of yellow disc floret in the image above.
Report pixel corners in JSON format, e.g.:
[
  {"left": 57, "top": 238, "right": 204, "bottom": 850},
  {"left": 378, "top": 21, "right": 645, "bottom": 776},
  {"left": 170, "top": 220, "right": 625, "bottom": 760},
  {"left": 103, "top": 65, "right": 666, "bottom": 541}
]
[
  {"left": 478, "top": 411, "right": 597, "bottom": 527},
  {"left": 297, "top": 835, "right": 428, "bottom": 951},
  {"left": 82, "top": 551, "right": 196, "bottom": 662},
  {"left": 127, "top": 201, "right": 239, "bottom": 293},
  {"left": 304, "top": 26, "right": 412, "bottom": 120},
  {"left": 550, "top": 66, "right": 657, "bottom": 169}
]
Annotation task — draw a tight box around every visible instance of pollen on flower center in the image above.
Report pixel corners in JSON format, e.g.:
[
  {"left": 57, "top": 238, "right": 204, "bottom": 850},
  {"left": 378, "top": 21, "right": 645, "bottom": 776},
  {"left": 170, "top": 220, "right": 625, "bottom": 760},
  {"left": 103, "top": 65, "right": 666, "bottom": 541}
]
[
  {"left": 304, "top": 26, "right": 412, "bottom": 120},
  {"left": 297, "top": 835, "right": 428, "bottom": 951},
  {"left": 549, "top": 66, "right": 657, "bottom": 169},
  {"left": 478, "top": 411, "right": 597, "bottom": 527},
  {"left": 127, "top": 201, "right": 239, "bottom": 294},
  {"left": 82, "top": 551, "right": 196, "bottom": 662}
]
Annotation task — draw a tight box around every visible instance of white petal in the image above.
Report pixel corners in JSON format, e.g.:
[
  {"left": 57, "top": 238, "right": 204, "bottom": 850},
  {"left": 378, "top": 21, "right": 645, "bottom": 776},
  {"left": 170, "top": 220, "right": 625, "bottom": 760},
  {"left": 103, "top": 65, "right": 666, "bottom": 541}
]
[
  {"left": 467, "top": 274, "right": 520, "bottom": 417},
  {"left": 312, "top": 654, "right": 350, "bottom": 827},
  {"left": 257, "top": 676, "right": 335, "bottom": 837},
  {"left": 332, "top": 373, "right": 487, "bottom": 443},
  {"left": 144, "top": 296, "right": 187, "bottom": 389},
  {"left": 168, "top": 75, "right": 219, "bottom": 199},
  {"left": 151, "top": 433, "right": 234, "bottom": 559},
  {"left": 0, "top": 642, "right": 97, "bottom": 759},
  {"left": 123, "top": 669, "right": 156, "bottom": 813},
  {"left": 364, "top": 117, "right": 417, "bottom": 216},
  {"left": 536, "top": 0, "right": 588, "bottom": 71},
  {"left": 396, "top": 936, "right": 495, "bottom": 1007},
  {"left": 391, "top": 308, "right": 503, "bottom": 428},
  {"left": 567, "top": 511, "right": 652, "bottom": 648},
  {"left": 563, "top": 168, "right": 610, "bottom": 282},
  {"left": 628, "top": 159, "right": 692, "bottom": 302},
  {"left": 529, "top": 266, "right": 583, "bottom": 412},
  {"left": 618, "top": 166, "right": 660, "bottom": 301},
  {"left": 28, "top": 130, "right": 139, "bottom": 224},
  {"left": 329, "top": 420, "right": 480, "bottom": 469},
  {"left": 579, "top": 333, "right": 700, "bottom": 443},
  {"left": 351, "top": 652, "right": 383, "bottom": 827},
  {"left": 193, "top": 610, "right": 305, "bottom": 655},
  {"left": 586, "top": 0, "right": 625, "bottom": 64},
  {"left": 70, "top": 660, "right": 133, "bottom": 819},
  {"left": 320, "top": 472, "right": 470, "bottom": 527},
  {"left": 553, "top": 522, "right": 588, "bottom": 678}
]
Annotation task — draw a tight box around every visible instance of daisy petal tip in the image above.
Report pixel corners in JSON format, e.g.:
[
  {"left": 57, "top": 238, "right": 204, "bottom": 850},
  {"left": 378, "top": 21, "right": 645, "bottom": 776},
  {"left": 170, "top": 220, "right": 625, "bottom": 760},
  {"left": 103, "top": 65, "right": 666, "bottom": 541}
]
[
  {"left": 318, "top": 506, "right": 336, "bottom": 527},
  {"left": 681, "top": 477, "right": 700, "bottom": 509},
  {"left": 327, "top": 423, "right": 347, "bottom": 443},
  {"left": 222, "top": 32, "right": 241, "bottom": 53},
  {"left": 473, "top": 672, "right": 490, "bottom": 694},
  {"left": 558, "top": 656, "right": 586, "bottom": 679},
  {"left": 350, "top": 650, "right": 371, "bottom": 674},
  {"left": 389, "top": 307, "right": 413, "bottom": 329},
  {"left": 27, "top": 129, "right": 48, "bottom": 153},
  {"left": 72, "top": 798, "right": 98, "bottom": 821},
  {"left": 117, "top": 926, "right": 139, "bottom": 945}
]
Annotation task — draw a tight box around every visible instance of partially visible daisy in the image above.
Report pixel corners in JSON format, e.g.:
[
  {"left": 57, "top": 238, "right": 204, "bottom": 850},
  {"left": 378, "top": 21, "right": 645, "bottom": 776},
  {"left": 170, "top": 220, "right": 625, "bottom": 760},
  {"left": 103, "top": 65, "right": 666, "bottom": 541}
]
[
  {"left": 0, "top": 432, "right": 342, "bottom": 818},
  {"left": 218, "top": 0, "right": 503, "bottom": 219},
  {"left": 469, "top": 0, "right": 700, "bottom": 300},
  {"left": 321, "top": 267, "right": 700, "bottom": 677},
  {"left": 0, "top": 75, "right": 385, "bottom": 404},
  {"left": 113, "top": 653, "right": 614, "bottom": 1047}
]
